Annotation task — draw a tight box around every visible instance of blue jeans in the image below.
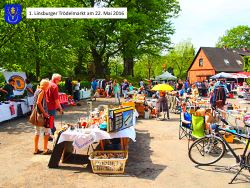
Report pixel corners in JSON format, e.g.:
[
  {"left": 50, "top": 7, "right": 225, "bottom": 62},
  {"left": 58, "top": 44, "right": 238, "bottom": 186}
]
[{"left": 48, "top": 110, "right": 56, "bottom": 135}]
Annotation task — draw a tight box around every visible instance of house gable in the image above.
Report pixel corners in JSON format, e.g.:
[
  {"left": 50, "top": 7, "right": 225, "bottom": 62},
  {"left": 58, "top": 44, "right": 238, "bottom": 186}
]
[
  {"left": 188, "top": 48, "right": 215, "bottom": 83},
  {"left": 189, "top": 49, "right": 214, "bottom": 71}
]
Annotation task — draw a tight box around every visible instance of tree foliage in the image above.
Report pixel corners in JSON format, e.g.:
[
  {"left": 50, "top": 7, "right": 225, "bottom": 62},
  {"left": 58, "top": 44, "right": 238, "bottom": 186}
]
[
  {"left": 244, "top": 56, "right": 250, "bottom": 72},
  {"left": 216, "top": 25, "right": 250, "bottom": 49},
  {"left": 0, "top": 0, "right": 180, "bottom": 81},
  {"left": 134, "top": 55, "right": 165, "bottom": 79},
  {"left": 165, "top": 40, "right": 195, "bottom": 79}
]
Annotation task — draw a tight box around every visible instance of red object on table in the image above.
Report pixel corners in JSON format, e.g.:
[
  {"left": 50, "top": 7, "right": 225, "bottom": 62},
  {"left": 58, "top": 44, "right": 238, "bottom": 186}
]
[{"left": 58, "top": 93, "right": 68, "bottom": 104}]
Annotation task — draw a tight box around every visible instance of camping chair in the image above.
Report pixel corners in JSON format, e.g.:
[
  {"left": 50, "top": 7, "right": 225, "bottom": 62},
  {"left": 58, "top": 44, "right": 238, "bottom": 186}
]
[
  {"left": 188, "top": 115, "right": 205, "bottom": 148},
  {"left": 179, "top": 110, "right": 192, "bottom": 140}
]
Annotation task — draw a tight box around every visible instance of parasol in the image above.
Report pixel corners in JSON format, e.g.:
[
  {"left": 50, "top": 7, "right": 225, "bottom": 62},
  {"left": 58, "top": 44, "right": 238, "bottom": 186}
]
[{"left": 151, "top": 84, "right": 174, "bottom": 91}]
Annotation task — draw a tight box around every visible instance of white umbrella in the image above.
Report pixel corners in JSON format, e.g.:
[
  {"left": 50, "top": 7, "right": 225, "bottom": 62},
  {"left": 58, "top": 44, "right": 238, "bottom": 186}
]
[
  {"left": 155, "top": 71, "right": 177, "bottom": 80},
  {"left": 210, "top": 72, "right": 233, "bottom": 79}
]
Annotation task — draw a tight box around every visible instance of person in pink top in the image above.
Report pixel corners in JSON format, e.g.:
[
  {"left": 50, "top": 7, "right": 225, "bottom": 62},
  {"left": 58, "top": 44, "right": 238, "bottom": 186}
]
[{"left": 46, "top": 73, "right": 63, "bottom": 135}]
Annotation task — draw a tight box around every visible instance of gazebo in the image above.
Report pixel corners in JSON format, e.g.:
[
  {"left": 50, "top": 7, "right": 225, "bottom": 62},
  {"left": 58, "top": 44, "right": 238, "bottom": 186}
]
[{"left": 155, "top": 71, "right": 177, "bottom": 81}]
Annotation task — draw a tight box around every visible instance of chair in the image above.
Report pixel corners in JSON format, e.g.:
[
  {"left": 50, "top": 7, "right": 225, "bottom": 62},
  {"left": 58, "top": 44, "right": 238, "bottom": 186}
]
[
  {"left": 188, "top": 115, "right": 205, "bottom": 148},
  {"left": 179, "top": 109, "right": 206, "bottom": 148},
  {"left": 179, "top": 112, "right": 192, "bottom": 140}
]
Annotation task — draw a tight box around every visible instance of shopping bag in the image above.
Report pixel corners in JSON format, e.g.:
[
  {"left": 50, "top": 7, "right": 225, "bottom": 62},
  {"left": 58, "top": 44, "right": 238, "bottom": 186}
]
[{"left": 29, "top": 107, "right": 44, "bottom": 127}]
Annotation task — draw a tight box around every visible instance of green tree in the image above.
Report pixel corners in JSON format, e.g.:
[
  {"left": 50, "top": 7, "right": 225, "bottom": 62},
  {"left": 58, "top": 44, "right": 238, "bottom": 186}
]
[
  {"left": 134, "top": 54, "right": 164, "bottom": 79},
  {"left": 0, "top": 0, "right": 180, "bottom": 80},
  {"left": 0, "top": 0, "right": 84, "bottom": 80},
  {"left": 216, "top": 25, "right": 250, "bottom": 49},
  {"left": 109, "top": 57, "right": 123, "bottom": 76},
  {"left": 118, "top": 0, "right": 180, "bottom": 76},
  {"left": 244, "top": 56, "right": 250, "bottom": 72},
  {"left": 166, "top": 40, "right": 195, "bottom": 79}
]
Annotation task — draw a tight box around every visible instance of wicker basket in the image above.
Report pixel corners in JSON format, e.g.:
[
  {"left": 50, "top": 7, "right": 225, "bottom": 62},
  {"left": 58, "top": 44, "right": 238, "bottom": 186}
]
[{"left": 89, "top": 150, "right": 128, "bottom": 174}]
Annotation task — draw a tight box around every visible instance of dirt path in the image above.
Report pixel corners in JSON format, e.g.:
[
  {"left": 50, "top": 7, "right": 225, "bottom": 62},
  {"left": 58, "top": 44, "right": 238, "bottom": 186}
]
[{"left": 0, "top": 98, "right": 249, "bottom": 188}]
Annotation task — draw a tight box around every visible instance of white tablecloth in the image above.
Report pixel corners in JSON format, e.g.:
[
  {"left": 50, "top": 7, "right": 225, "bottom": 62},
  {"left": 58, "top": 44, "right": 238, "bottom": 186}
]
[
  {"left": 58, "top": 126, "right": 136, "bottom": 149},
  {"left": 0, "top": 103, "right": 12, "bottom": 122},
  {"left": 79, "top": 90, "right": 91, "bottom": 99},
  {"left": 0, "top": 100, "right": 31, "bottom": 122}
]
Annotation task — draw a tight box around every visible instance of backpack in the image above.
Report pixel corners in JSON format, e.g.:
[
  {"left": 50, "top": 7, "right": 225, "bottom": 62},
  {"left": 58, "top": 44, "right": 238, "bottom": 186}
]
[{"left": 211, "top": 85, "right": 226, "bottom": 108}]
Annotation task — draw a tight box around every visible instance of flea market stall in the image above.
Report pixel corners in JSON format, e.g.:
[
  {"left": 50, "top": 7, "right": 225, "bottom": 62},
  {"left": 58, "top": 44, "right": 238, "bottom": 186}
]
[
  {"left": 48, "top": 105, "right": 138, "bottom": 174},
  {"left": 0, "top": 100, "right": 30, "bottom": 122},
  {"left": 0, "top": 72, "right": 31, "bottom": 123}
]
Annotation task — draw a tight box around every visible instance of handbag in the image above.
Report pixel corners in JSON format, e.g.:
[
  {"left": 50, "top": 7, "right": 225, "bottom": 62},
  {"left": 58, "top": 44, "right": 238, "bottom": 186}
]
[
  {"left": 44, "top": 116, "right": 54, "bottom": 128},
  {"left": 29, "top": 106, "right": 45, "bottom": 127},
  {"left": 29, "top": 90, "right": 45, "bottom": 127},
  {"left": 29, "top": 107, "right": 37, "bottom": 125}
]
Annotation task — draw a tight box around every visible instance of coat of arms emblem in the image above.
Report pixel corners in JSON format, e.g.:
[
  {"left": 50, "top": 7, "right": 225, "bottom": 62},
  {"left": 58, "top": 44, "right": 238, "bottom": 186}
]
[{"left": 4, "top": 4, "right": 22, "bottom": 24}]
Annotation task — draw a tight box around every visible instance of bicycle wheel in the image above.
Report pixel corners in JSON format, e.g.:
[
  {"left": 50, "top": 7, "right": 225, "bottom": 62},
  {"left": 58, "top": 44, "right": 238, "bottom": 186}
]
[
  {"left": 247, "top": 152, "right": 250, "bottom": 173},
  {"left": 189, "top": 136, "right": 226, "bottom": 165}
]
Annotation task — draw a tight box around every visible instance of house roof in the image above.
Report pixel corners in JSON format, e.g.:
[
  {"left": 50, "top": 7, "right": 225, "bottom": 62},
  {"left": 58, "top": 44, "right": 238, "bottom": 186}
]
[{"left": 188, "top": 47, "right": 250, "bottom": 73}]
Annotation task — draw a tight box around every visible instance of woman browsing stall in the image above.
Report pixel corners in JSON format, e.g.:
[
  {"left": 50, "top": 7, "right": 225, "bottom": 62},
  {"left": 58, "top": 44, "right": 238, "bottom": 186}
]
[{"left": 32, "top": 79, "right": 52, "bottom": 155}]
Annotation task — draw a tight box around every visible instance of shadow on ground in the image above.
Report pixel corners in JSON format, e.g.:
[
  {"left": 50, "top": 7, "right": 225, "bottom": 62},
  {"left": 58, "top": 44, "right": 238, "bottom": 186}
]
[
  {"left": 125, "top": 129, "right": 167, "bottom": 180},
  {"left": 48, "top": 129, "right": 166, "bottom": 180},
  {"left": 195, "top": 164, "right": 250, "bottom": 184}
]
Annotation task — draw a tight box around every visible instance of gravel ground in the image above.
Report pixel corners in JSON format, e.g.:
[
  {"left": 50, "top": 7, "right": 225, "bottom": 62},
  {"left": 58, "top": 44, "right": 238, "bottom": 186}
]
[{"left": 0, "top": 98, "right": 249, "bottom": 188}]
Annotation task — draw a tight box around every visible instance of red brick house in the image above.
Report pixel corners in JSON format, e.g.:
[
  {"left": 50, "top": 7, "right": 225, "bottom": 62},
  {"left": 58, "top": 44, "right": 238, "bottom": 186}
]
[{"left": 187, "top": 47, "right": 250, "bottom": 83}]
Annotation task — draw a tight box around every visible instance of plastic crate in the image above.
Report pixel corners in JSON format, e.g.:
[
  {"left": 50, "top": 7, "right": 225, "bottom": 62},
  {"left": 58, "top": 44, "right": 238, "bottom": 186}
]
[
  {"left": 223, "top": 133, "right": 234, "bottom": 143},
  {"left": 89, "top": 150, "right": 128, "bottom": 174}
]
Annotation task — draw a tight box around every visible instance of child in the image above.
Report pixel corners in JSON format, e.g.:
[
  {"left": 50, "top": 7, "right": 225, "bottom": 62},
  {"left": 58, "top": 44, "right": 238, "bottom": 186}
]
[{"left": 181, "top": 102, "right": 192, "bottom": 128}]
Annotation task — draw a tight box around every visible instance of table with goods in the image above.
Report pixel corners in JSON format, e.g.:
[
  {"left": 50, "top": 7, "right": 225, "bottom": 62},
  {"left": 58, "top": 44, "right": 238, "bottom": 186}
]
[
  {"left": 48, "top": 105, "right": 138, "bottom": 174},
  {"left": 0, "top": 99, "right": 31, "bottom": 123}
]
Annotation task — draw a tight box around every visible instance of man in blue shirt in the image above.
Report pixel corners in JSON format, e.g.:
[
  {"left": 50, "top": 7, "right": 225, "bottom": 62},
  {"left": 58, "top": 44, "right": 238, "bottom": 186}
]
[{"left": 91, "top": 78, "right": 97, "bottom": 94}]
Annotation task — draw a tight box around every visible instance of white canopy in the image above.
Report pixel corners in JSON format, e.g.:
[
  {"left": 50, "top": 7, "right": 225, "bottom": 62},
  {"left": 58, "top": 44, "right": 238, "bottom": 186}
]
[
  {"left": 210, "top": 72, "right": 233, "bottom": 79},
  {"left": 155, "top": 71, "right": 177, "bottom": 80}
]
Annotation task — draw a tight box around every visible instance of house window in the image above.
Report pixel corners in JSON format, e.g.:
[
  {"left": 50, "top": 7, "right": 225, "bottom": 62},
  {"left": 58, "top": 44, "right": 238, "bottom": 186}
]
[
  {"left": 199, "top": 58, "right": 203, "bottom": 67},
  {"left": 236, "top": 60, "right": 242, "bottom": 65},
  {"left": 224, "top": 59, "right": 230, "bottom": 65}
]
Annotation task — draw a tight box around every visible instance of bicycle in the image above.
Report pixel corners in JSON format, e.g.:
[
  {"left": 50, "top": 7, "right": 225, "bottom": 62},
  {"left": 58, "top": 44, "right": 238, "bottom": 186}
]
[{"left": 188, "top": 107, "right": 250, "bottom": 184}]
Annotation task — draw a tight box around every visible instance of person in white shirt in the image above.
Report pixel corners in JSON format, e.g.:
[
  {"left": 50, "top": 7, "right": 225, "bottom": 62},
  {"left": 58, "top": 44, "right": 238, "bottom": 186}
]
[
  {"left": 26, "top": 79, "right": 34, "bottom": 110},
  {"left": 139, "top": 79, "right": 144, "bottom": 87},
  {"left": 74, "top": 79, "right": 81, "bottom": 101}
]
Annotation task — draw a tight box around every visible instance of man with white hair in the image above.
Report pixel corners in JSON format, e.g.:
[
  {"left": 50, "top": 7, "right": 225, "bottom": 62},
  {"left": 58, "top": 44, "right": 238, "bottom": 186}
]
[{"left": 46, "top": 73, "right": 63, "bottom": 135}]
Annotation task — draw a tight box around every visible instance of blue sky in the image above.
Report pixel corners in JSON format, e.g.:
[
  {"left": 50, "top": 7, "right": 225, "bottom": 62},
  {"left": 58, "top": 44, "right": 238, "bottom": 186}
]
[{"left": 171, "top": 0, "right": 250, "bottom": 50}]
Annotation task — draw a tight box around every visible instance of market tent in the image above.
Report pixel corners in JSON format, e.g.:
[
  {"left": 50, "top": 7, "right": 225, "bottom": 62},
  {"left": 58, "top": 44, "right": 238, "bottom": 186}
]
[
  {"left": 236, "top": 72, "right": 250, "bottom": 78},
  {"left": 231, "top": 73, "right": 249, "bottom": 79},
  {"left": 210, "top": 72, "right": 233, "bottom": 79},
  {"left": 155, "top": 71, "right": 177, "bottom": 80}
]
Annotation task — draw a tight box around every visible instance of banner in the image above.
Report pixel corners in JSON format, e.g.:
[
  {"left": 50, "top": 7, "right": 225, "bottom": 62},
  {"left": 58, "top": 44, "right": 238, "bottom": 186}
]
[{"left": 2, "top": 72, "right": 27, "bottom": 95}]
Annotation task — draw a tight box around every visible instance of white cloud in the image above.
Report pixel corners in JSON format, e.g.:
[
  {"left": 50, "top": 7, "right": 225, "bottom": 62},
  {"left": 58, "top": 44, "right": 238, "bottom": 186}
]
[{"left": 172, "top": 0, "right": 250, "bottom": 50}]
